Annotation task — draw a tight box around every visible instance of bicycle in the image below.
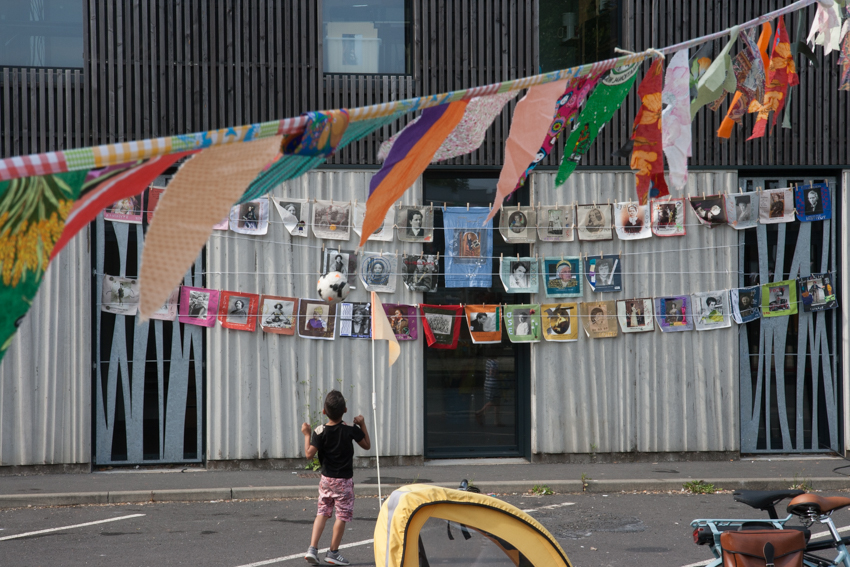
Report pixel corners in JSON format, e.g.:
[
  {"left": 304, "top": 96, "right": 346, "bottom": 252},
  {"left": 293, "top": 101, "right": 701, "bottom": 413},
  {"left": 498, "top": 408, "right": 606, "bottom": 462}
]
[{"left": 692, "top": 489, "right": 850, "bottom": 567}]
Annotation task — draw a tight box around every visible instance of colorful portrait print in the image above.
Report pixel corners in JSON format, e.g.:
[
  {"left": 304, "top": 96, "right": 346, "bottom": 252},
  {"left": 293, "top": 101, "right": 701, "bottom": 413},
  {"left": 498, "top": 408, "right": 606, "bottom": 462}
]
[
  {"left": 655, "top": 296, "right": 693, "bottom": 332},
  {"left": 760, "top": 280, "right": 798, "bottom": 318},
  {"left": 459, "top": 231, "right": 482, "bottom": 258},
  {"left": 544, "top": 257, "right": 582, "bottom": 297}
]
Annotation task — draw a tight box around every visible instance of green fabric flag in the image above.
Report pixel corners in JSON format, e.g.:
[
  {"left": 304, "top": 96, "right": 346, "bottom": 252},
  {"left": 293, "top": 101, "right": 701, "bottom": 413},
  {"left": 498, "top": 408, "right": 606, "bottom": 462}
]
[
  {"left": 555, "top": 63, "right": 641, "bottom": 187},
  {"left": 0, "top": 170, "right": 88, "bottom": 362}
]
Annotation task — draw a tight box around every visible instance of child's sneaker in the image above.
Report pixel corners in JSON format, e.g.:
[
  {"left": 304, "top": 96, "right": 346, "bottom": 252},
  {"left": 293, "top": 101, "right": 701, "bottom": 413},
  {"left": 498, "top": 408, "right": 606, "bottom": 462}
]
[
  {"left": 304, "top": 546, "right": 319, "bottom": 565},
  {"left": 324, "top": 550, "right": 350, "bottom": 566}
]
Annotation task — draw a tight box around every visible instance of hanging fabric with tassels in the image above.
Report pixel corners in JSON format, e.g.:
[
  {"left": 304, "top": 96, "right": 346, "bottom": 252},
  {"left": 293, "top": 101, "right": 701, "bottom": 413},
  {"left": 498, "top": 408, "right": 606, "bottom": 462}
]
[
  {"left": 718, "top": 25, "right": 770, "bottom": 138},
  {"left": 662, "top": 50, "right": 692, "bottom": 192},
  {"left": 748, "top": 16, "right": 799, "bottom": 140},
  {"left": 630, "top": 57, "right": 668, "bottom": 204}
]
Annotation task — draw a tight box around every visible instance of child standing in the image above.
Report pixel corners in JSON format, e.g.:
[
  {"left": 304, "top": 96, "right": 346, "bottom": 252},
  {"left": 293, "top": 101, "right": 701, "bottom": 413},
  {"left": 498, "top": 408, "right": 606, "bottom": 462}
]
[{"left": 301, "top": 390, "right": 371, "bottom": 566}]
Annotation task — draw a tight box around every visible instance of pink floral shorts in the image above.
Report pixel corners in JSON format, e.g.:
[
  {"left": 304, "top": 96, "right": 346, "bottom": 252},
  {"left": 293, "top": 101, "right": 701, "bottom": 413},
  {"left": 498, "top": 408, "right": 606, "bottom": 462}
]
[{"left": 317, "top": 475, "right": 355, "bottom": 523}]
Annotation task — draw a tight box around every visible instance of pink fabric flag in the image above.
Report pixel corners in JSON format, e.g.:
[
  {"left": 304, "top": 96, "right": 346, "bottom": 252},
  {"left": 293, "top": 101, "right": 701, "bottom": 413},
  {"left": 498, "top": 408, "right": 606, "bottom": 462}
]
[
  {"left": 662, "top": 50, "right": 692, "bottom": 192},
  {"left": 486, "top": 80, "right": 568, "bottom": 222},
  {"left": 371, "top": 291, "right": 400, "bottom": 367}
]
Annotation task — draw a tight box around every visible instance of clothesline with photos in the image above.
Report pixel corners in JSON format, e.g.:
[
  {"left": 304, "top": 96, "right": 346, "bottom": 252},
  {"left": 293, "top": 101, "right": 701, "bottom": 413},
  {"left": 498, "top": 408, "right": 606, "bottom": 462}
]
[
  {"left": 98, "top": 271, "right": 838, "bottom": 346},
  {"left": 1, "top": 0, "right": 847, "bottom": 364}
]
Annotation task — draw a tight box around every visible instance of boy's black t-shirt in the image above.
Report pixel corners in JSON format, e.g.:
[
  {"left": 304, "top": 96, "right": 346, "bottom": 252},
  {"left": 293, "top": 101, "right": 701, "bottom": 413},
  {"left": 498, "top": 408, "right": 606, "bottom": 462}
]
[{"left": 310, "top": 422, "right": 365, "bottom": 479}]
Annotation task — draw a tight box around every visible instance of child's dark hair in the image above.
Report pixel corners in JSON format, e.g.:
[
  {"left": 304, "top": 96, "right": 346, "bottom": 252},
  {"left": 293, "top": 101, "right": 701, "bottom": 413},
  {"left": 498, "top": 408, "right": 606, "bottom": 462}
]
[{"left": 324, "top": 390, "right": 346, "bottom": 421}]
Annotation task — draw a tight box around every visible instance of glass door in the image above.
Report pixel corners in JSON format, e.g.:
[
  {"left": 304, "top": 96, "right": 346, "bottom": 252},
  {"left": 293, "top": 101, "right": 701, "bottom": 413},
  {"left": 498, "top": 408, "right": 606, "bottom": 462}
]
[{"left": 422, "top": 173, "right": 530, "bottom": 458}]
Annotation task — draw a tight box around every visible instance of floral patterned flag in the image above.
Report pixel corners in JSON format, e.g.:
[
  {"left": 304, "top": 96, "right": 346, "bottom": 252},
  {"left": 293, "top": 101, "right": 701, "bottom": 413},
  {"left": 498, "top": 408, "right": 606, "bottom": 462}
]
[
  {"left": 719, "top": 26, "right": 771, "bottom": 138},
  {"left": 280, "top": 109, "right": 349, "bottom": 157},
  {"left": 839, "top": 8, "right": 850, "bottom": 91},
  {"left": 0, "top": 171, "right": 87, "bottom": 361},
  {"left": 661, "top": 50, "right": 692, "bottom": 192},
  {"left": 748, "top": 16, "right": 799, "bottom": 140},
  {"left": 630, "top": 58, "right": 668, "bottom": 204}
]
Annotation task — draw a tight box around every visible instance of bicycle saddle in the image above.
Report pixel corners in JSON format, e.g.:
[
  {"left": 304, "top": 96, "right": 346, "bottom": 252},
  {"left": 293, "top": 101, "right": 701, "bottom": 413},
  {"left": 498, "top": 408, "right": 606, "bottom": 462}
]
[
  {"left": 787, "top": 493, "right": 850, "bottom": 516},
  {"left": 734, "top": 490, "right": 806, "bottom": 510}
]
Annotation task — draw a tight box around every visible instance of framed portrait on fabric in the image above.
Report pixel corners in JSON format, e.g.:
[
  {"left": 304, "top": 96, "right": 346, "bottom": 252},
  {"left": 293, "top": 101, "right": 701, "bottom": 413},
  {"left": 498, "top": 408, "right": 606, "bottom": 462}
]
[
  {"left": 541, "top": 303, "right": 579, "bottom": 342},
  {"left": 401, "top": 253, "right": 439, "bottom": 293},
  {"left": 616, "top": 299, "right": 654, "bottom": 333},
  {"left": 576, "top": 204, "right": 613, "bottom": 241},
  {"left": 614, "top": 202, "right": 651, "bottom": 240},
  {"left": 504, "top": 304, "right": 541, "bottom": 343},
  {"left": 730, "top": 287, "right": 761, "bottom": 324},
  {"left": 583, "top": 254, "right": 622, "bottom": 293},
  {"left": 759, "top": 188, "right": 794, "bottom": 224},
  {"left": 229, "top": 198, "right": 270, "bottom": 235},
  {"left": 465, "top": 305, "right": 502, "bottom": 344},
  {"left": 499, "top": 257, "right": 539, "bottom": 294},
  {"left": 689, "top": 195, "right": 728, "bottom": 228},
  {"left": 149, "top": 287, "right": 180, "bottom": 321},
  {"left": 580, "top": 301, "right": 618, "bottom": 338},
  {"left": 323, "top": 248, "right": 358, "bottom": 289},
  {"left": 543, "top": 257, "right": 582, "bottom": 298},
  {"left": 178, "top": 286, "right": 220, "bottom": 328},
  {"left": 352, "top": 202, "right": 394, "bottom": 242},
  {"left": 420, "top": 304, "right": 463, "bottom": 349},
  {"left": 312, "top": 200, "right": 351, "bottom": 240},
  {"left": 297, "top": 299, "right": 338, "bottom": 340},
  {"left": 100, "top": 275, "right": 140, "bottom": 316},
  {"left": 692, "top": 290, "right": 731, "bottom": 331},
  {"left": 650, "top": 198, "right": 686, "bottom": 237},
  {"left": 761, "top": 280, "right": 797, "bottom": 318},
  {"left": 499, "top": 206, "right": 537, "bottom": 243},
  {"left": 537, "top": 205, "right": 575, "bottom": 242},
  {"left": 725, "top": 192, "right": 759, "bottom": 230},
  {"left": 338, "top": 302, "right": 371, "bottom": 339},
  {"left": 258, "top": 295, "right": 298, "bottom": 335},
  {"left": 397, "top": 206, "right": 435, "bottom": 243},
  {"left": 655, "top": 295, "right": 693, "bottom": 332},
  {"left": 272, "top": 198, "right": 309, "bottom": 237},
  {"left": 359, "top": 253, "right": 397, "bottom": 293},
  {"left": 795, "top": 183, "right": 831, "bottom": 222},
  {"left": 383, "top": 303, "right": 418, "bottom": 341},
  {"left": 218, "top": 291, "right": 260, "bottom": 332},
  {"left": 443, "top": 207, "right": 493, "bottom": 288},
  {"left": 104, "top": 195, "right": 143, "bottom": 224},
  {"left": 798, "top": 273, "right": 837, "bottom": 313}
]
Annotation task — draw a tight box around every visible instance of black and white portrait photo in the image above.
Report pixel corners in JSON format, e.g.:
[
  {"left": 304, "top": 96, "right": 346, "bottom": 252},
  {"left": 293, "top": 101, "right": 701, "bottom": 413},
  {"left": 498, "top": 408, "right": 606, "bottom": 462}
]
[
  {"left": 230, "top": 198, "right": 269, "bottom": 235},
  {"left": 226, "top": 296, "right": 250, "bottom": 326},
  {"left": 100, "top": 275, "right": 140, "bottom": 316},
  {"left": 359, "top": 253, "right": 397, "bottom": 293},
  {"left": 323, "top": 248, "right": 357, "bottom": 288},
  {"left": 499, "top": 207, "right": 536, "bottom": 243},
  {"left": 338, "top": 302, "right": 372, "bottom": 338},
  {"left": 273, "top": 199, "right": 308, "bottom": 237},
  {"left": 401, "top": 253, "right": 438, "bottom": 292},
  {"left": 690, "top": 195, "right": 727, "bottom": 227},
  {"left": 311, "top": 200, "right": 351, "bottom": 240},
  {"left": 188, "top": 291, "right": 210, "bottom": 318},
  {"left": 537, "top": 206, "right": 574, "bottom": 242},
  {"left": 805, "top": 188, "right": 823, "bottom": 215},
  {"left": 407, "top": 208, "right": 425, "bottom": 238},
  {"left": 470, "top": 311, "right": 496, "bottom": 333},
  {"left": 426, "top": 313, "right": 452, "bottom": 336},
  {"left": 259, "top": 295, "right": 297, "bottom": 335},
  {"left": 510, "top": 261, "right": 530, "bottom": 289},
  {"left": 577, "top": 204, "right": 613, "bottom": 241},
  {"left": 397, "top": 206, "right": 433, "bottom": 243}
]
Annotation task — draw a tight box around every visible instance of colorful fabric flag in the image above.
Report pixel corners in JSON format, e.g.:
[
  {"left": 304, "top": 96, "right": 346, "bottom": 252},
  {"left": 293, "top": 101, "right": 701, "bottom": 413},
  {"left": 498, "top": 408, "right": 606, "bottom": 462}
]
[
  {"left": 178, "top": 286, "right": 221, "bottom": 328},
  {"left": 748, "top": 16, "right": 799, "bottom": 140},
  {"left": 692, "top": 290, "right": 732, "bottom": 331},
  {"left": 280, "top": 109, "right": 349, "bottom": 157},
  {"left": 139, "top": 136, "right": 281, "bottom": 319},
  {"left": 371, "top": 292, "right": 399, "bottom": 365},
  {"left": 839, "top": 9, "right": 850, "bottom": 91},
  {"left": 719, "top": 25, "right": 771, "bottom": 138},
  {"left": 513, "top": 73, "right": 604, "bottom": 192},
  {"left": 487, "top": 80, "right": 567, "bottom": 222},
  {"left": 731, "top": 287, "right": 761, "bottom": 324},
  {"left": 443, "top": 207, "right": 493, "bottom": 288},
  {"left": 377, "top": 91, "right": 516, "bottom": 163},
  {"left": 499, "top": 256, "right": 539, "bottom": 294},
  {"left": 661, "top": 50, "right": 692, "bottom": 192},
  {"left": 541, "top": 303, "right": 579, "bottom": 342},
  {"left": 218, "top": 291, "right": 260, "bottom": 332},
  {"left": 799, "top": 273, "right": 838, "bottom": 313},
  {"left": 758, "top": 187, "right": 795, "bottom": 224},
  {"left": 580, "top": 301, "right": 618, "bottom": 339},
  {"left": 691, "top": 28, "right": 739, "bottom": 119},
  {"left": 724, "top": 191, "right": 759, "bottom": 230},
  {"left": 584, "top": 254, "right": 622, "bottom": 293},
  {"left": 655, "top": 295, "right": 694, "bottom": 332},
  {"left": 761, "top": 280, "right": 798, "bottom": 318},
  {"left": 556, "top": 63, "right": 640, "bottom": 187},
  {"left": 542, "top": 257, "right": 582, "bottom": 298},
  {"left": 465, "top": 305, "right": 502, "bottom": 344},
  {"left": 807, "top": 1, "right": 843, "bottom": 56},
  {"left": 362, "top": 101, "right": 468, "bottom": 246},
  {"left": 499, "top": 206, "right": 537, "bottom": 243},
  {"left": 353, "top": 202, "right": 394, "bottom": 242},
  {"left": 616, "top": 299, "right": 654, "bottom": 333},
  {"left": 383, "top": 303, "right": 418, "bottom": 341},
  {"left": 420, "top": 304, "right": 463, "bottom": 349},
  {"left": 630, "top": 58, "right": 667, "bottom": 204},
  {"left": 795, "top": 183, "right": 832, "bottom": 222},
  {"left": 504, "top": 304, "right": 541, "bottom": 343},
  {"left": 0, "top": 170, "right": 87, "bottom": 362}
]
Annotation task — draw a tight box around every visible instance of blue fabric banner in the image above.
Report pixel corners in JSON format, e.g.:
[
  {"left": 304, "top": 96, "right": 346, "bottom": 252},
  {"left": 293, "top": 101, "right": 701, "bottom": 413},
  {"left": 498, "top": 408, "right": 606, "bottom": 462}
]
[{"left": 443, "top": 207, "right": 493, "bottom": 288}]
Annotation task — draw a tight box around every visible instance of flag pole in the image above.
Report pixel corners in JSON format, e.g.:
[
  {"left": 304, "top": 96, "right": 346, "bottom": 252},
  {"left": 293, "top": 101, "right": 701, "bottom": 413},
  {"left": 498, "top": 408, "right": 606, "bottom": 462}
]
[{"left": 371, "top": 305, "right": 383, "bottom": 504}]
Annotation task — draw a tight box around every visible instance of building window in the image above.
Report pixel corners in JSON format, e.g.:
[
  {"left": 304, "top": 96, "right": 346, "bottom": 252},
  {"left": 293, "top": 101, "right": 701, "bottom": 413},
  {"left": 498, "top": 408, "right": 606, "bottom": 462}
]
[
  {"left": 322, "top": 0, "right": 411, "bottom": 75},
  {"left": 0, "top": 0, "right": 83, "bottom": 68},
  {"left": 538, "top": 0, "right": 620, "bottom": 74}
]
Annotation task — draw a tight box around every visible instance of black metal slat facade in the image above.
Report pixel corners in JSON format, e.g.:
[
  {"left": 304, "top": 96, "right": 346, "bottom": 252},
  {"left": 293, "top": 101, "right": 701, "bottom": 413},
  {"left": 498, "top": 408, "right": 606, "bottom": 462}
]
[{"left": 1, "top": 1, "right": 848, "bottom": 169}]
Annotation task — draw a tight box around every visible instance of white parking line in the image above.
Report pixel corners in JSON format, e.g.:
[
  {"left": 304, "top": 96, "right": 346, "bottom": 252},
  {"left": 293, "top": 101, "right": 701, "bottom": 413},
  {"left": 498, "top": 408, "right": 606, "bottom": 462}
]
[
  {"left": 0, "top": 514, "right": 146, "bottom": 542},
  {"left": 235, "top": 538, "right": 374, "bottom": 567},
  {"left": 522, "top": 502, "right": 576, "bottom": 514}
]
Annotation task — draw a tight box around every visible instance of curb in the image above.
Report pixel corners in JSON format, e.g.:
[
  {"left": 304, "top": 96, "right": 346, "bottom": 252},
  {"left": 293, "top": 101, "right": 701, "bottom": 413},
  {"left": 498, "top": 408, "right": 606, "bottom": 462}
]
[{"left": 1, "top": 477, "right": 848, "bottom": 509}]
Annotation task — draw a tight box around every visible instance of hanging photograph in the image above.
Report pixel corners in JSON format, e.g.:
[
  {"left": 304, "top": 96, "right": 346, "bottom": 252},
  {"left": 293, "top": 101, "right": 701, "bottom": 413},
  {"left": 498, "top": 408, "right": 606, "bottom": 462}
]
[
  {"left": 397, "top": 205, "right": 434, "bottom": 243},
  {"left": 149, "top": 287, "right": 180, "bottom": 321},
  {"left": 297, "top": 299, "right": 338, "bottom": 340},
  {"left": 359, "top": 252, "right": 397, "bottom": 293},
  {"left": 258, "top": 295, "right": 298, "bottom": 335},
  {"left": 799, "top": 272, "right": 837, "bottom": 313},
  {"left": 100, "top": 275, "right": 140, "bottom": 316},
  {"left": 543, "top": 257, "right": 582, "bottom": 298},
  {"left": 576, "top": 204, "right": 613, "bottom": 241},
  {"left": 537, "top": 205, "right": 574, "bottom": 242},
  {"left": 312, "top": 200, "right": 351, "bottom": 240},
  {"left": 616, "top": 298, "right": 654, "bottom": 333},
  {"left": 650, "top": 198, "right": 686, "bottom": 237},
  {"left": 504, "top": 304, "right": 541, "bottom": 343},
  {"left": 584, "top": 254, "right": 622, "bottom": 293},
  {"left": 499, "top": 257, "right": 539, "bottom": 294},
  {"left": 692, "top": 290, "right": 732, "bottom": 331},
  {"left": 499, "top": 206, "right": 537, "bottom": 243},
  {"left": 353, "top": 202, "right": 394, "bottom": 242},
  {"left": 272, "top": 198, "right": 309, "bottom": 237},
  {"left": 689, "top": 195, "right": 728, "bottom": 227},
  {"left": 146, "top": 186, "right": 165, "bottom": 224},
  {"left": 541, "top": 303, "right": 579, "bottom": 342},
  {"left": 338, "top": 302, "right": 371, "bottom": 339},
  {"left": 795, "top": 183, "right": 831, "bottom": 222},
  {"left": 580, "top": 301, "right": 618, "bottom": 339},
  {"left": 614, "top": 202, "right": 651, "bottom": 240},
  {"left": 655, "top": 295, "right": 693, "bottom": 332},
  {"left": 725, "top": 192, "right": 759, "bottom": 230},
  {"left": 401, "top": 253, "right": 439, "bottom": 293},
  {"left": 761, "top": 280, "right": 798, "bottom": 318},
  {"left": 323, "top": 248, "right": 358, "bottom": 289},
  {"left": 420, "top": 304, "right": 462, "bottom": 349},
  {"left": 228, "top": 198, "right": 270, "bottom": 235},
  {"left": 178, "top": 286, "right": 220, "bottom": 328},
  {"left": 464, "top": 305, "right": 502, "bottom": 344},
  {"left": 759, "top": 188, "right": 794, "bottom": 224},
  {"left": 443, "top": 207, "right": 493, "bottom": 288},
  {"left": 104, "top": 195, "right": 143, "bottom": 224},
  {"left": 218, "top": 291, "right": 260, "bottom": 332},
  {"left": 384, "top": 303, "right": 418, "bottom": 341},
  {"left": 730, "top": 286, "right": 761, "bottom": 324}
]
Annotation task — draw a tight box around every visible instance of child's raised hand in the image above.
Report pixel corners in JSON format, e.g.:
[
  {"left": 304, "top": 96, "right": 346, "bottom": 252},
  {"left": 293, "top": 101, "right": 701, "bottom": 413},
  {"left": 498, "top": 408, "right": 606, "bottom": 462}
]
[
  {"left": 353, "top": 415, "right": 365, "bottom": 427},
  {"left": 301, "top": 422, "right": 312, "bottom": 435}
]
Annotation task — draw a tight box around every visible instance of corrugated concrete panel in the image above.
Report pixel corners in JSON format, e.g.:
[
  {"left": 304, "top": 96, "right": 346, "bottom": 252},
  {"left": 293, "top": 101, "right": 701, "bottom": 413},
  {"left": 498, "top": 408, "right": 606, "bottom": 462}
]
[
  {"left": 0, "top": 233, "right": 91, "bottom": 466},
  {"left": 207, "top": 170, "right": 424, "bottom": 461},
  {"left": 532, "top": 171, "right": 740, "bottom": 454}
]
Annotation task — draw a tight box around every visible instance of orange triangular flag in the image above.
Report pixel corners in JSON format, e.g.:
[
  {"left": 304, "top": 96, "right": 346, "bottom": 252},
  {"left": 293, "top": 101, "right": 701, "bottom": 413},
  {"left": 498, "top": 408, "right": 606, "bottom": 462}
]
[{"left": 371, "top": 292, "right": 400, "bottom": 367}]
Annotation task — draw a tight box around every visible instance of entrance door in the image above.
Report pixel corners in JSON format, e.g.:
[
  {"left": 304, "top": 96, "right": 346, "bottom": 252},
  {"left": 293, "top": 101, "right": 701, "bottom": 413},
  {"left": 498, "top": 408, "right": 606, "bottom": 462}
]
[{"left": 422, "top": 174, "right": 530, "bottom": 458}]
